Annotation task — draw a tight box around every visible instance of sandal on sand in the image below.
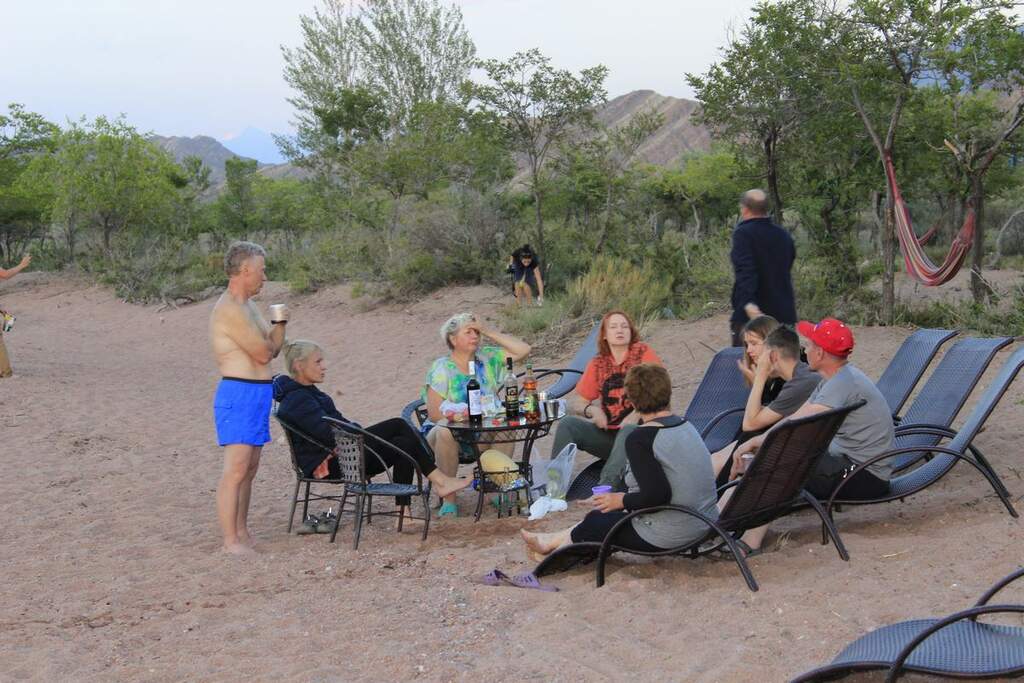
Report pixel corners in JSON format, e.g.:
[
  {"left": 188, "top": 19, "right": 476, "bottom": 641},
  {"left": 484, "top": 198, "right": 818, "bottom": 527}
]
[
  {"left": 710, "top": 538, "right": 762, "bottom": 561},
  {"left": 438, "top": 502, "right": 458, "bottom": 518},
  {"left": 479, "top": 568, "right": 558, "bottom": 592},
  {"left": 296, "top": 513, "right": 320, "bottom": 535},
  {"left": 316, "top": 509, "right": 339, "bottom": 534}
]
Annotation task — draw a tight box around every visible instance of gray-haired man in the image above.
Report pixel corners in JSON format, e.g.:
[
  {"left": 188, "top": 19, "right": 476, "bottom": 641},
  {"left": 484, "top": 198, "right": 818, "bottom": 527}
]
[{"left": 209, "top": 241, "right": 286, "bottom": 554}]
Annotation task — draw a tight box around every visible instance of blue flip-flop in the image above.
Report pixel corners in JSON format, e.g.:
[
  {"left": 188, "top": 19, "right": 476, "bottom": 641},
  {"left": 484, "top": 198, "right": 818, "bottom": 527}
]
[{"left": 438, "top": 502, "right": 458, "bottom": 518}]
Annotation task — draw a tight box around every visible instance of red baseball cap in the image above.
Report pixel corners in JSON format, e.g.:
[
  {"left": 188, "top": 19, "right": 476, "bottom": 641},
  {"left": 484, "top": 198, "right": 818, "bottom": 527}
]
[{"left": 797, "top": 318, "right": 854, "bottom": 358}]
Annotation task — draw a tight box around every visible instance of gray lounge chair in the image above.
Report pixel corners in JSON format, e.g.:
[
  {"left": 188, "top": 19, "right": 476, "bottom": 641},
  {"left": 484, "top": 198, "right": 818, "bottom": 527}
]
[
  {"left": 535, "top": 401, "right": 865, "bottom": 591},
  {"left": 824, "top": 346, "right": 1024, "bottom": 533},
  {"left": 888, "top": 336, "right": 1011, "bottom": 472},
  {"left": 875, "top": 328, "right": 958, "bottom": 417},
  {"left": 790, "top": 567, "right": 1024, "bottom": 682}
]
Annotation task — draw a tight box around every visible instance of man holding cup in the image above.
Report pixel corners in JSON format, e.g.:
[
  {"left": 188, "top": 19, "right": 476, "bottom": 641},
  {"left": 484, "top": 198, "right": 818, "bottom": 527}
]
[{"left": 209, "top": 241, "right": 287, "bottom": 554}]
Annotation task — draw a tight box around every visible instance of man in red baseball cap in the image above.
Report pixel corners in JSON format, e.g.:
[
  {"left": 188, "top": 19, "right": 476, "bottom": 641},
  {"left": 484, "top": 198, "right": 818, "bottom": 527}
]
[{"left": 725, "top": 317, "right": 894, "bottom": 556}]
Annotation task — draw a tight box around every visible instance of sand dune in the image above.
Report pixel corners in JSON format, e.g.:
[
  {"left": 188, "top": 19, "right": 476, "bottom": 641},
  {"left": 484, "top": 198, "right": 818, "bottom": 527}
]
[{"left": 1, "top": 273, "right": 1021, "bottom": 682}]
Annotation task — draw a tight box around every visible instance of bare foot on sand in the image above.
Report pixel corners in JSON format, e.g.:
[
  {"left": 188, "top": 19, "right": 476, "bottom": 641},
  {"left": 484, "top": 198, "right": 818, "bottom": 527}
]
[
  {"left": 520, "top": 529, "right": 560, "bottom": 556},
  {"left": 222, "top": 542, "right": 256, "bottom": 556},
  {"left": 430, "top": 476, "right": 473, "bottom": 499},
  {"left": 237, "top": 530, "right": 255, "bottom": 548}
]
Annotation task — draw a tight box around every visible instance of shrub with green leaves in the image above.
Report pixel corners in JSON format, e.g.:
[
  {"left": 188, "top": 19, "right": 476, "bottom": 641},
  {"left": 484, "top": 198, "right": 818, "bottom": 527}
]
[{"left": 565, "top": 255, "right": 672, "bottom": 323}]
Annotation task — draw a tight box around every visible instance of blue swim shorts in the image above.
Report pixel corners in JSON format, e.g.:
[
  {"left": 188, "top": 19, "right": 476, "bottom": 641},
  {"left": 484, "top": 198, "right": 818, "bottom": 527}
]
[{"left": 213, "top": 377, "right": 273, "bottom": 447}]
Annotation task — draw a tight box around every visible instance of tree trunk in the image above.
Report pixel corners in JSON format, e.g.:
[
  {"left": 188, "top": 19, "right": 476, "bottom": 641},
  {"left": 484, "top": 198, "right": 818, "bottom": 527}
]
[
  {"left": 765, "top": 132, "right": 784, "bottom": 226},
  {"left": 881, "top": 190, "right": 896, "bottom": 324},
  {"left": 532, "top": 184, "right": 546, "bottom": 273},
  {"left": 969, "top": 177, "right": 988, "bottom": 303}
]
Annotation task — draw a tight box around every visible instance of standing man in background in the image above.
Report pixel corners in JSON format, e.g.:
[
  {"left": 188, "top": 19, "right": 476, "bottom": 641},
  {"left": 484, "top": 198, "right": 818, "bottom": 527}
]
[
  {"left": 729, "top": 189, "right": 797, "bottom": 346},
  {"left": 0, "top": 253, "right": 32, "bottom": 378},
  {"left": 209, "top": 242, "right": 286, "bottom": 555}
]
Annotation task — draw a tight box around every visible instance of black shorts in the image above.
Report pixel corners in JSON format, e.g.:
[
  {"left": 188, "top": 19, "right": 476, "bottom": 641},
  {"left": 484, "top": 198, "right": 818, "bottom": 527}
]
[{"left": 570, "top": 510, "right": 662, "bottom": 552}]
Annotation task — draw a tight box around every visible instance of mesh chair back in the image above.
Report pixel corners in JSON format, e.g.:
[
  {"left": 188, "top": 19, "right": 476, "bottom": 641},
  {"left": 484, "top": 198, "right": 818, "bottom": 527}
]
[
  {"left": 892, "top": 337, "right": 1011, "bottom": 467},
  {"left": 326, "top": 421, "right": 367, "bottom": 485},
  {"left": 720, "top": 401, "right": 864, "bottom": 531},
  {"left": 875, "top": 328, "right": 957, "bottom": 415},
  {"left": 684, "top": 347, "right": 747, "bottom": 442},
  {"left": 890, "top": 346, "right": 1024, "bottom": 497},
  {"left": 275, "top": 414, "right": 332, "bottom": 480},
  {"left": 545, "top": 323, "right": 601, "bottom": 399}
]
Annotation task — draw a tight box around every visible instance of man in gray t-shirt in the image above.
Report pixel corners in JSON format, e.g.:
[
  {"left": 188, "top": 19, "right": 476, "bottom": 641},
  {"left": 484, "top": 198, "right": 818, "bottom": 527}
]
[{"left": 729, "top": 318, "right": 893, "bottom": 554}]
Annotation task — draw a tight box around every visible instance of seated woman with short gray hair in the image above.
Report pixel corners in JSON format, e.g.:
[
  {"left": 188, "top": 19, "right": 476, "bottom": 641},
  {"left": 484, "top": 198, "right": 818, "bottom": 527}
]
[
  {"left": 274, "top": 340, "right": 470, "bottom": 531},
  {"left": 521, "top": 364, "right": 719, "bottom": 560}
]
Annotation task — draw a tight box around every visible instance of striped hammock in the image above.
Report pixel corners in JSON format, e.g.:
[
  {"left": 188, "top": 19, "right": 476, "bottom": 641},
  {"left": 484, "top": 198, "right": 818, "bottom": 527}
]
[{"left": 884, "top": 152, "right": 974, "bottom": 286}]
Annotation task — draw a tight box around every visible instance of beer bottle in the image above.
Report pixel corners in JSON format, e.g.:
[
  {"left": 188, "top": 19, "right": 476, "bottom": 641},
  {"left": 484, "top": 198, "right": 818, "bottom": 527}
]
[
  {"left": 467, "top": 360, "right": 483, "bottom": 425},
  {"left": 503, "top": 357, "right": 519, "bottom": 420},
  {"left": 522, "top": 362, "right": 540, "bottom": 422}
]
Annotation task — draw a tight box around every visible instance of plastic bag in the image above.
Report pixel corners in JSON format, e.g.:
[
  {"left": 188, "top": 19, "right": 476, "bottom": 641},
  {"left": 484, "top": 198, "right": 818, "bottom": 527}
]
[
  {"left": 544, "top": 443, "right": 577, "bottom": 500},
  {"left": 528, "top": 495, "right": 568, "bottom": 520}
]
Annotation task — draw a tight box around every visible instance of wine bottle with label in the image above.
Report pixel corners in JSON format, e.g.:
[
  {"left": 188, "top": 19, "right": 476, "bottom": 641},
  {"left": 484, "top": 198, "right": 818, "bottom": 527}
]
[
  {"left": 503, "top": 356, "right": 519, "bottom": 420},
  {"left": 467, "top": 360, "right": 483, "bottom": 425},
  {"left": 522, "top": 362, "right": 539, "bottom": 422}
]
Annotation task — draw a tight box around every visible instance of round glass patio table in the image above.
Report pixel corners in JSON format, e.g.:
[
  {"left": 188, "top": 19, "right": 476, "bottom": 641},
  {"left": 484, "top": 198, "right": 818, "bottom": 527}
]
[{"left": 437, "top": 408, "right": 563, "bottom": 521}]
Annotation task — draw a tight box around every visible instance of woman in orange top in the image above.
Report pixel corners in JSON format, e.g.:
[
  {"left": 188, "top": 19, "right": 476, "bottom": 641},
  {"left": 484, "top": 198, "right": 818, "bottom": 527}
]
[{"left": 547, "top": 310, "right": 662, "bottom": 489}]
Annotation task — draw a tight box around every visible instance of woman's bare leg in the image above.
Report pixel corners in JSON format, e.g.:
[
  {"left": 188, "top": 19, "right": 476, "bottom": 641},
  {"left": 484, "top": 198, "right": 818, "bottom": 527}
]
[
  {"left": 520, "top": 527, "right": 574, "bottom": 557},
  {"left": 427, "top": 427, "right": 460, "bottom": 504}
]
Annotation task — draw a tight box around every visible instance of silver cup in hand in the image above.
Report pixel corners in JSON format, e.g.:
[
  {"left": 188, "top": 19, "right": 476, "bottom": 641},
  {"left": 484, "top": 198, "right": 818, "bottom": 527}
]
[{"left": 269, "top": 303, "right": 289, "bottom": 322}]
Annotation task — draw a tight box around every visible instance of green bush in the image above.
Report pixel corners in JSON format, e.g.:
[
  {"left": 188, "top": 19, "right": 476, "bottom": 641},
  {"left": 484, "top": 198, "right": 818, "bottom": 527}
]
[{"left": 565, "top": 255, "right": 673, "bottom": 323}]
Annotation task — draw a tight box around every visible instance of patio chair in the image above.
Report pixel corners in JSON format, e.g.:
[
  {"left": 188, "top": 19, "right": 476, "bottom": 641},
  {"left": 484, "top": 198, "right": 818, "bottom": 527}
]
[
  {"left": 565, "top": 346, "right": 748, "bottom": 500},
  {"left": 275, "top": 414, "right": 349, "bottom": 535},
  {"left": 823, "top": 345, "right": 1024, "bottom": 533},
  {"left": 315, "top": 416, "right": 432, "bottom": 549},
  {"left": 535, "top": 401, "right": 865, "bottom": 591},
  {"left": 875, "top": 328, "right": 958, "bottom": 417},
  {"left": 790, "top": 566, "right": 1024, "bottom": 682},
  {"left": 887, "top": 335, "right": 1011, "bottom": 472}
]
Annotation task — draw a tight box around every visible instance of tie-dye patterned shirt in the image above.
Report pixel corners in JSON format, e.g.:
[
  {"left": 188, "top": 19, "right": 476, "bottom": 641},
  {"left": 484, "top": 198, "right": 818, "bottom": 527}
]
[{"left": 422, "top": 346, "right": 508, "bottom": 403}]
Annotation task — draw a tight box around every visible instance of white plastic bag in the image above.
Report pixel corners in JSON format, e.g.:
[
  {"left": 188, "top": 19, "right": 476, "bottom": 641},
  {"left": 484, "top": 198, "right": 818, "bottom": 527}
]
[
  {"left": 544, "top": 443, "right": 578, "bottom": 500},
  {"left": 528, "top": 495, "right": 568, "bottom": 520}
]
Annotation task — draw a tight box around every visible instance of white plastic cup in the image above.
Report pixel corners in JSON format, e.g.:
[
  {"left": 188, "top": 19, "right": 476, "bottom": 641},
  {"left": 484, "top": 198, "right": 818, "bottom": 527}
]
[{"left": 269, "top": 304, "right": 288, "bottom": 322}]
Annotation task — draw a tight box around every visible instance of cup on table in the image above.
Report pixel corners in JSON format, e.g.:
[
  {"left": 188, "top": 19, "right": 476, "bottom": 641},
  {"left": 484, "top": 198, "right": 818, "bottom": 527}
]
[
  {"left": 269, "top": 303, "right": 289, "bottom": 322},
  {"left": 543, "top": 399, "right": 561, "bottom": 419},
  {"left": 592, "top": 485, "right": 613, "bottom": 496}
]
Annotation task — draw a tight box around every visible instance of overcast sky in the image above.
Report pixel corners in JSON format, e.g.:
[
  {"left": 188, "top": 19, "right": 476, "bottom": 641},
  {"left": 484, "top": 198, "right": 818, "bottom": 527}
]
[{"left": 2, "top": 0, "right": 757, "bottom": 140}]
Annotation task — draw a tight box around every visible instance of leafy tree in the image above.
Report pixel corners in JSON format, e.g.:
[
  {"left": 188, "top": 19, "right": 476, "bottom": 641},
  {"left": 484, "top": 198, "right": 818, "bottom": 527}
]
[
  {"left": 469, "top": 48, "right": 608, "bottom": 263},
  {"left": 219, "top": 157, "right": 260, "bottom": 236},
  {"left": 0, "top": 104, "right": 58, "bottom": 260}
]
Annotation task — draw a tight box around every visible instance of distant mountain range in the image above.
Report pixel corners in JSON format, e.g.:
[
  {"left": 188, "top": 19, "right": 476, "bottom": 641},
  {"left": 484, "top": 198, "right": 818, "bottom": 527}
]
[
  {"left": 150, "top": 90, "right": 711, "bottom": 192},
  {"left": 221, "top": 127, "right": 287, "bottom": 164}
]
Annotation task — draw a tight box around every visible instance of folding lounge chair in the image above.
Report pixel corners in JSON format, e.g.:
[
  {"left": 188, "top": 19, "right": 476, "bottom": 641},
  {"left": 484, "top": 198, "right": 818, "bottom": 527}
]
[
  {"left": 875, "top": 328, "right": 958, "bottom": 417},
  {"left": 566, "top": 346, "right": 748, "bottom": 500},
  {"left": 887, "top": 336, "right": 1011, "bottom": 472},
  {"left": 790, "top": 567, "right": 1024, "bottom": 682},
  {"left": 535, "top": 401, "right": 865, "bottom": 591},
  {"left": 824, "top": 346, "right": 1024, "bottom": 531}
]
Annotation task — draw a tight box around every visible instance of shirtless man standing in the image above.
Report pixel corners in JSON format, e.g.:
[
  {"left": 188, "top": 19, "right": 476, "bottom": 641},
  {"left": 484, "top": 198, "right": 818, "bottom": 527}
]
[{"left": 209, "top": 242, "right": 286, "bottom": 554}]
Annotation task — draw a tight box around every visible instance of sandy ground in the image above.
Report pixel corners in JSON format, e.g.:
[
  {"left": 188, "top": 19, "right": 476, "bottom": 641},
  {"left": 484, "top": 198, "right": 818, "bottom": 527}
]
[{"left": 1, "top": 272, "right": 1022, "bottom": 683}]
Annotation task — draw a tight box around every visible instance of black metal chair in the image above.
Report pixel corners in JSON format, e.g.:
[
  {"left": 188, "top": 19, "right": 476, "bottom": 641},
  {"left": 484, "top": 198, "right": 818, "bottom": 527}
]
[
  {"left": 276, "top": 414, "right": 349, "bottom": 535},
  {"left": 824, "top": 346, "right": 1024, "bottom": 533},
  {"left": 790, "top": 567, "right": 1024, "bottom": 682},
  {"left": 684, "top": 347, "right": 756, "bottom": 453},
  {"left": 320, "top": 416, "right": 433, "bottom": 549},
  {"left": 535, "top": 402, "right": 864, "bottom": 591},
  {"left": 887, "top": 336, "right": 1011, "bottom": 472},
  {"left": 875, "top": 328, "right": 958, "bottom": 417}
]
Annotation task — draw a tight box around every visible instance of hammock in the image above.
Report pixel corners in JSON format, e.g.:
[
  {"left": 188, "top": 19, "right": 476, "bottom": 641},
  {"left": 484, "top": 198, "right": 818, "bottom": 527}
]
[{"left": 884, "top": 152, "right": 975, "bottom": 286}]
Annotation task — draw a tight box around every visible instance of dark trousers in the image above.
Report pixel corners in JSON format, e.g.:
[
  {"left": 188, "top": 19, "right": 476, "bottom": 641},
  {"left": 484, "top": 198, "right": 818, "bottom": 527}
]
[
  {"left": 570, "top": 510, "right": 662, "bottom": 552},
  {"left": 805, "top": 453, "right": 890, "bottom": 500},
  {"left": 332, "top": 418, "right": 437, "bottom": 505},
  {"left": 731, "top": 320, "right": 745, "bottom": 347}
]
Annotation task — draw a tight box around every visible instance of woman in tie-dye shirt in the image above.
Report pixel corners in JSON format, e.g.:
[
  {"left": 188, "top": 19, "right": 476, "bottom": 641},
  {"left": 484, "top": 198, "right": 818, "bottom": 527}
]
[{"left": 422, "top": 312, "right": 531, "bottom": 517}]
